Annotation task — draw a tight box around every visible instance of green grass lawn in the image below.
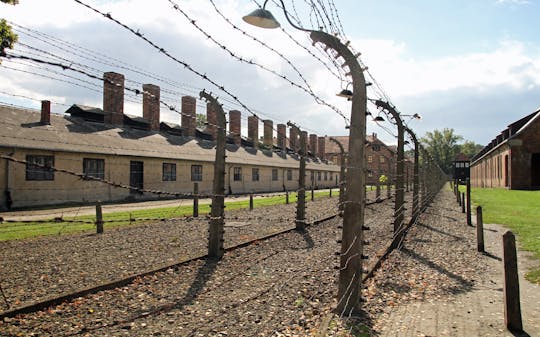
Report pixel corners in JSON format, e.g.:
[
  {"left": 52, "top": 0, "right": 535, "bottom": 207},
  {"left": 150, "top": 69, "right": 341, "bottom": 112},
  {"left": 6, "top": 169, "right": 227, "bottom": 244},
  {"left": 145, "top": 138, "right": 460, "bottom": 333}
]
[
  {"left": 0, "top": 190, "right": 337, "bottom": 241},
  {"left": 467, "top": 187, "right": 540, "bottom": 284}
]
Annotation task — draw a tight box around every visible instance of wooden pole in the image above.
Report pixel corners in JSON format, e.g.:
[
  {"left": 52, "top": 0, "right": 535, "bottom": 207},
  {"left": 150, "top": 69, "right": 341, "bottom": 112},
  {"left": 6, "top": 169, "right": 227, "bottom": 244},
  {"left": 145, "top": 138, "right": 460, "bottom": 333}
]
[
  {"left": 249, "top": 193, "right": 254, "bottom": 211},
  {"left": 311, "top": 186, "right": 314, "bottom": 201},
  {"left": 95, "top": 202, "right": 103, "bottom": 234},
  {"left": 285, "top": 190, "right": 289, "bottom": 204},
  {"left": 466, "top": 178, "right": 472, "bottom": 226},
  {"left": 290, "top": 125, "right": 306, "bottom": 231},
  {"left": 193, "top": 182, "right": 199, "bottom": 218},
  {"left": 503, "top": 231, "right": 523, "bottom": 332},
  {"left": 461, "top": 192, "right": 465, "bottom": 213},
  {"left": 476, "top": 206, "right": 484, "bottom": 252}
]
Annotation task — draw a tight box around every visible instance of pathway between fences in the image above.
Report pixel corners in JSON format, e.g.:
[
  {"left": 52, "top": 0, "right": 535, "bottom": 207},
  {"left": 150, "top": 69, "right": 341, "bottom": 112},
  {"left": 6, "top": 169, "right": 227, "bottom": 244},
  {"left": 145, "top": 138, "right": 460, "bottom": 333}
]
[
  {"left": 3, "top": 187, "right": 531, "bottom": 336},
  {"left": 370, "top": 188, "right": 540, "bottom": 337}
]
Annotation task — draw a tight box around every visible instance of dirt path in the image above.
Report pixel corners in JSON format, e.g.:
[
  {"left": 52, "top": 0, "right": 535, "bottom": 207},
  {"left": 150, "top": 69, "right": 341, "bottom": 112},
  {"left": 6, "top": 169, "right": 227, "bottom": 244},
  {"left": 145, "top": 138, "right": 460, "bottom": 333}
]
[{"left": 372, "top": 194, "right": 540, "bottom": 337}]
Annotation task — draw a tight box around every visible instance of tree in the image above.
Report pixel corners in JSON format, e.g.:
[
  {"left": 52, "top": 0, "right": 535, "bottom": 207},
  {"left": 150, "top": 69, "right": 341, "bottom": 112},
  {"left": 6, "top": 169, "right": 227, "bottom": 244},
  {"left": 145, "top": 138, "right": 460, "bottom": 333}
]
[
  {"left": 196, "top": 113, "right": 206, "bottom": 128},
  {"left": 460, "top": 140, "right": 484, "bottom": 159},
  {"left": 0, "top": 1, "right": 19, "bottom": 61},
  {"left": 421, "top": 128, "right": 463, "bottom": 174}
]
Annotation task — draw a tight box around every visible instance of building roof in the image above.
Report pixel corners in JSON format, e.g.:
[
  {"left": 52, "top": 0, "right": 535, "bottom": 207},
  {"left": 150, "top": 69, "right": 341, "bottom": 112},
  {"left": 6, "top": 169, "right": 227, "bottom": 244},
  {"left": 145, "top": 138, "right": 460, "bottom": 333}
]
[
  {"left": 454, "top": 153, "right": 470, "bottom": 162},
  {"left": 324, "top": 134, "right": 395, "bottom": 155},
  {"left": 0, "top": 104, "right": 339, "bottom": 171},
  {"left": 471, "top": 108, "right": 540, "bottom": 164}
]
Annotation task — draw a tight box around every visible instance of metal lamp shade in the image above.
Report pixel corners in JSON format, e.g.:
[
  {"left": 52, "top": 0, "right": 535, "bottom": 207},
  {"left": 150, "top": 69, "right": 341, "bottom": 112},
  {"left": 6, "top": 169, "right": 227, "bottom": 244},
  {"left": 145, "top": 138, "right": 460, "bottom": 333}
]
[
  {"left": 336, "top": 89, "right": 353, "bottom": 99},
  {"left": 242, "top": 9, "right": 281, "bottom": 29}
]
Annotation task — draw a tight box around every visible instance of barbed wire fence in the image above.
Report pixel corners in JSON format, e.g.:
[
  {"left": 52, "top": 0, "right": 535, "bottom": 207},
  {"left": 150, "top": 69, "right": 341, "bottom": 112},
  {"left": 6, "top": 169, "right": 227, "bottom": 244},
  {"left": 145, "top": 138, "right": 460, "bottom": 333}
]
[{"left": 0, "top": 1, "right": 451, "bottom": 331}]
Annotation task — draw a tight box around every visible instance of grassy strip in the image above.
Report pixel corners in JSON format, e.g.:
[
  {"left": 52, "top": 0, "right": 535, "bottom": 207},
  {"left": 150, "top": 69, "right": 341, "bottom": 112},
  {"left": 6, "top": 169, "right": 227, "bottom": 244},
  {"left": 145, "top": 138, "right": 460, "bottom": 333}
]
[
  {"left": 0, "top": 190, "right": 336, "bottom": 241},
  {"left": 465, "top": 186, "right": 540, "bottom": 284}
]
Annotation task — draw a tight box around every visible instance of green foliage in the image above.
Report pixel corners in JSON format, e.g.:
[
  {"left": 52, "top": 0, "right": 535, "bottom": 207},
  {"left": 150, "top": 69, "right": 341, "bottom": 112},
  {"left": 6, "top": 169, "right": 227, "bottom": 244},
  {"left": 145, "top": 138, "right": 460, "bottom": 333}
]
[
  {"left": 0, "top": 190, "right": 337, "bottom": 241},
  {"left": 379, "top": 174, "right": 388, "bottom": 184},
  {"left": 196, "top": 113, "right": 206, "bottom": 128},
  {"left": 0, "top": 18, "right": 18, "bottom": 59},
  {"left": 471, "top": 188, "right": 540, "bottom": 284},
  {"left": 421, "top": 129, "right": 484, "bottom": 175},
  {"left": 460, "top": 140, "right": 484, "bottom": 158},
  {"left": 421, "top": 128, "right": 462, "bottom": 174}
]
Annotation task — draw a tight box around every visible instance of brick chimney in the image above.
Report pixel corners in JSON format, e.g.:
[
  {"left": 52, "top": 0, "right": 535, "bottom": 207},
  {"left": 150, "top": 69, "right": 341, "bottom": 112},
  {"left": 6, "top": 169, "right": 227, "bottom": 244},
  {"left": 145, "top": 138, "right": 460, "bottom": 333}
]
[
  {"left": 142, "top": 84, "right": 160, "bottom": 131},
  {"left": 277, "top": 124, "right": 286, "bottom": 151},
  {"left": 206, "top": 101, "right": 217, "bottom": 140},
  {"left": 263, "top": 120, "right": 273, "bottom": 147},
  {"left": 289, "top": 126, "right": 298, "bottom": 152},
  {"left": 309, "top": 134, "right": 318, "bottom": 155},
  {"left": 40, "top": 100, "right": 50, "bottom": 125},
  {"left": 103, "top": 72, "right": 124, "bottom": 125},
  {"left": 318, "top": 136, "right": 326, "bottom": 159},
  {"left": 181, "top": 95, "right": 196, "bottom": 137},
  {"left": 300, "top": 131, "right": 308, "bottom": 155},
  {"left": 248, "top": 116, "right": 259, "bottom": 147},
  {"left": 229, "top": 110, "right": 241, "bottom": 145}
]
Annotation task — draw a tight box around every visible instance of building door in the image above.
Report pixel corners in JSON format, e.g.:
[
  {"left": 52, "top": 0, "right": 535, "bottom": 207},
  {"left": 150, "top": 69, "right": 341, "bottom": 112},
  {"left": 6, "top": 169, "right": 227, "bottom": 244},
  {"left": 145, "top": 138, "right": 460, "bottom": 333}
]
[
  {"left": 130, "top": 161, "right": 144, "bottom": 194},
  {"left": 531, "top": 153, "right": 540, "bottom": 189}
]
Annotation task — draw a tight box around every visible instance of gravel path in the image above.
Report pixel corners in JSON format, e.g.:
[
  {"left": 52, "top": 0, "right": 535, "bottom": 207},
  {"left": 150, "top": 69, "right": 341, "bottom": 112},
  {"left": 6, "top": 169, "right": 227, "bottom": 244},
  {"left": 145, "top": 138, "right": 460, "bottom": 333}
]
[
  {"left": 3, "top": 187, "right": 536, "bottom": 337},
  {"left": 0, "top": 190, "right": 404, "bottom": 336},
  {"left": 0, "top": 190, "right": 400, "bottom": 314}
]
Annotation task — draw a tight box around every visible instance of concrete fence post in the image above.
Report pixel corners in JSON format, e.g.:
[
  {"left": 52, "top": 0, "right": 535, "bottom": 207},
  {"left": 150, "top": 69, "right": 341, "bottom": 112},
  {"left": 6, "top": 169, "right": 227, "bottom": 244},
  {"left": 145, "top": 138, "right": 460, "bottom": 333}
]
[
  {"left": 200, "top": 91, "right": 226, "bottom": 259},
  {"left": 466, "top": 178, "right": 472, "bottom": 226},
  {"left": 476, "top": 206, "right": 484, "bottom": 253},
  {"left": 95, "top": 202, "right": 104, "bottom": 234},
  {"left": 193, "top": 182, "right": 199, "bottom": 218},
  {"left": 503, "top": 231, "right": 523, "bottom": 332}
]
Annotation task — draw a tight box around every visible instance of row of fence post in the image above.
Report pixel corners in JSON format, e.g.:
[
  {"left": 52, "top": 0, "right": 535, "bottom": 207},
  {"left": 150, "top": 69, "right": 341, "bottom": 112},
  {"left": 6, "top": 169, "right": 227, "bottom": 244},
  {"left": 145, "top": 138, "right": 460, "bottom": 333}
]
[{"left": 452, "top": 179, "right": 523, "bottom": 333}]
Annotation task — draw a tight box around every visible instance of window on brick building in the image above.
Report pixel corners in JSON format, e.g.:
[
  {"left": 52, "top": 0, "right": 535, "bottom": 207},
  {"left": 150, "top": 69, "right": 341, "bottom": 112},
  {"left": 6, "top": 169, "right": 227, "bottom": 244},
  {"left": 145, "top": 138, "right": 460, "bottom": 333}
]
[
  {"left": 26, "top": 155, "right": 54, "bottom": 181},
  {"left": 367, "top": 155, "right": 373, "bottom": 163},
  {"left": 83, "top": 158, "right": 105, "bottom": 180},
  {"left": 162, "top": 162, "right": 176, "bottom": 181},
  {"left": 233, "top": 167, "right": 242, "bottom": 181},
  {"left": 287, "top": 169, "right": 293, "bottom": 181},
  {"left": 252, "top": 168, "right": 259, "bottom": 181},
  {"left": 191, "top": 165, "right": 203, "bottom": 181},
  {"left": 380, "top": 156, "right": 385, "bottom": 164},
  {"left": 272, "top": 168, "right": 278, "bottom": 181},
  {"left": 324, "top": 172, "right": 328, "bottom": 181},
  {"left": 317, "top": 171, "right": 321, "bottom": 181}
]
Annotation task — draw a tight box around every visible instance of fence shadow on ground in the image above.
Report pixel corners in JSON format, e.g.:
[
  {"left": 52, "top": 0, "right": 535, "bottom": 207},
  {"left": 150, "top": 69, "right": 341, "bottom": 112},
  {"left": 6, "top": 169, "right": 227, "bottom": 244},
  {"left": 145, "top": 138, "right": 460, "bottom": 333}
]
[
  {"left": 416, "top": 222, "right": 464, "bottom": 241},
  {"left": 401, "top": 247, "right": 473, "bottom": 290}
]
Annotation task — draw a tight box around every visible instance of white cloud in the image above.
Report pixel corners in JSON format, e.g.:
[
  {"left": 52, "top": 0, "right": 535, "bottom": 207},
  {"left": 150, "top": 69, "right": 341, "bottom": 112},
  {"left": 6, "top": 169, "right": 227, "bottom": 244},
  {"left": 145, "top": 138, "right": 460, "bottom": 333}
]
[
  {"left": 357, "top": 38, "right": 540, "bottom": 98},
  {"left": 2, "top": 0, "right": 540, "bottom": 144},
  {"left": 496, "top": 0, "right": 530, "bottom": 5}
]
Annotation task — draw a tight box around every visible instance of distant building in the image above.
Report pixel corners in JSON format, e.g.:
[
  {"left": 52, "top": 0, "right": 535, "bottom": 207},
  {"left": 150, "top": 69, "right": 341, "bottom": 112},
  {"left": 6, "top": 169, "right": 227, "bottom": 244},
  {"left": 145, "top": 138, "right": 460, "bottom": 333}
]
[
  {"left": 0, "top": 72, "right": 339, "bottom": 210},
  {"left": 323, "top": 133, "right": 414, "bottom": 186},
  {"left": 470, "top": 108, "right": 540, "bottom": 189}
]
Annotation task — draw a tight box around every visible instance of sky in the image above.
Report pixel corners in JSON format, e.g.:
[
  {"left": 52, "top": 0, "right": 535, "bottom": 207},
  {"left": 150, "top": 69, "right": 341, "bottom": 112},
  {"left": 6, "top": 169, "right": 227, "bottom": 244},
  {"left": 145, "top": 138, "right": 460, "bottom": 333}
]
[{"left": 1, "top": 0, "right": 540, "bottom": 148}]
